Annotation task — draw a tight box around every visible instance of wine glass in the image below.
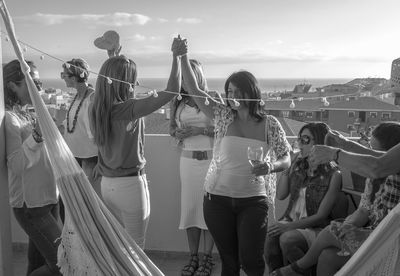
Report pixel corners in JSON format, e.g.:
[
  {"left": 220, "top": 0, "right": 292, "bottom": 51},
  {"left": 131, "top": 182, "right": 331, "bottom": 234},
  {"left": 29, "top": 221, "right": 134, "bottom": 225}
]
[
  {"left": 330, "top": 219, "right": 351, "bottom": 256},
  {"left": 248, "top": 146, "right": 264, "bottom": 183},
  {"left": 248, "top": 146, "right": 264, "bottom": 167}
]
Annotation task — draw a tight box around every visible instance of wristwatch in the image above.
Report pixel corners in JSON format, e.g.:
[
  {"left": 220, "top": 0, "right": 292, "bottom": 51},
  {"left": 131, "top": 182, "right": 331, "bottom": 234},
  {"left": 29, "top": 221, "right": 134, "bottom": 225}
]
[{"left": 203, "top": 127, "right": 208, "bottom": 136}]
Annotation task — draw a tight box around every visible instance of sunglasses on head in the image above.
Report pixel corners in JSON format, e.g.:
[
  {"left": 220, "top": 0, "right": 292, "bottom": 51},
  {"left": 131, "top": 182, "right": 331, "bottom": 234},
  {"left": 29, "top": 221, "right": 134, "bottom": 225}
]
[{"left": 298, "top": 135, "right": 313, "bottom": 145}]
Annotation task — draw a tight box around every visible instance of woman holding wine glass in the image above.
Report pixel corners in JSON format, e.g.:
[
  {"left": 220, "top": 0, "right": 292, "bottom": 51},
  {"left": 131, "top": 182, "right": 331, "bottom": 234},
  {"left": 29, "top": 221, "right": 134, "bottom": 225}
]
[
  {"left": 177, "top": 38, "right": 291, "bottom": 276},
  {"left": 265, "top": 122, "right": 344, "bottom": 273},
  {"left": 271, "top": 122, "right": 400, "bottom": 276}
]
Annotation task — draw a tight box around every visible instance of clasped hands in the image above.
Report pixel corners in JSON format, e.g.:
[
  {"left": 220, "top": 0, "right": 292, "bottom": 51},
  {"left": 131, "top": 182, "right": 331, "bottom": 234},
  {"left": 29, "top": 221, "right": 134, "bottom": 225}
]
[{"left": 171, "top": 35, "right": 188, "bottom": 57}]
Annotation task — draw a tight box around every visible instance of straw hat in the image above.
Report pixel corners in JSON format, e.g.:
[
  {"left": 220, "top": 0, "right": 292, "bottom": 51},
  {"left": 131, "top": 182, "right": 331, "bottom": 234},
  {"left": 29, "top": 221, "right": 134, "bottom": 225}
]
[{"left": 94, "top": 30, "right": 120, "bottom": 51}]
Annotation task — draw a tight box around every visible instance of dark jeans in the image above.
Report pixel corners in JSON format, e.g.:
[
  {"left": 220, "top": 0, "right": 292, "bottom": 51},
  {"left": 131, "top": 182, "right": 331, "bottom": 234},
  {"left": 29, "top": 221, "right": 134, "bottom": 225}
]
[
  {"left": 203, "top": 193, "right": 268, "bottom": 276},
  {"left": 13, "top": 203, "right": 62, "bottom": 276}
]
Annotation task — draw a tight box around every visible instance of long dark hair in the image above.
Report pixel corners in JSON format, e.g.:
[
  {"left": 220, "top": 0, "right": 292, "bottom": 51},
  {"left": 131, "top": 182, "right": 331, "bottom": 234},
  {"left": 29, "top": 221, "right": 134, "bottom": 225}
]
[
  {"left": 297, "top": 122, "right": 332, "bottom": 174},
  {"left": 298, "top": 122, "right": 330, "bottom": 145},
  {"left": 3, "top": 59, "right": 37, "bottom": 109},
  {"left": 224, "top": 70, "right": 265, "bottom": 122}
]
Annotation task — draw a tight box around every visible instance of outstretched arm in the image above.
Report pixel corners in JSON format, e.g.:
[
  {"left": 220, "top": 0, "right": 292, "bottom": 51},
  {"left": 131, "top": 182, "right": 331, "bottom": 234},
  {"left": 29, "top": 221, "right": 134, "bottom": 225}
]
[
  {"left": 310, "top": 144, "right": 400, "bottom": 179},
  {"left": 131, "top": 41, "right": 181, "bottom": 119},
  {"left": 180, "top": 44, "right": 220, "bottom": 119},
  {"left": 325, "top": 130, "right": 384, "bottom": 156}
]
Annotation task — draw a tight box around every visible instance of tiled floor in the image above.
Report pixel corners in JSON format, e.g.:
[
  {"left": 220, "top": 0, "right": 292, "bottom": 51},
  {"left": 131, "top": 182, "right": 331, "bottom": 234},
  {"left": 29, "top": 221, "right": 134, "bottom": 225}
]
[{"left": 12, "top": 246, "right": 269, "bottom": 275}]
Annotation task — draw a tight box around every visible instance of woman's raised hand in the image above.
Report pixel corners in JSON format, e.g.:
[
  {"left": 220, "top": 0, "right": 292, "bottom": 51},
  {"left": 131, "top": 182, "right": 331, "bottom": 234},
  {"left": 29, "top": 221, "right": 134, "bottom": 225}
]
[{"left": 171, "top": 35, "right": 188, "bottom": 57}]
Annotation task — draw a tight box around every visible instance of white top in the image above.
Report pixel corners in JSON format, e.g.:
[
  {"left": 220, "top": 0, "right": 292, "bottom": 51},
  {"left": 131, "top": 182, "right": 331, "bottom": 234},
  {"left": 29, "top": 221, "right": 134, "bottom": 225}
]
[
  {"left": 63, "top": 92, "right": 97, "bottom": 158},
  {"left": 176, "top": 105, "right": 213, "bottom": 151},
  {"left": 5, "top": 110, "right": 58, "bottom": 208},
  {"left": 288, "top": 187, "right": 308, "bottom": 221},
  {"left": 206, "top": 136, "right": 267, "bottom": 198}
]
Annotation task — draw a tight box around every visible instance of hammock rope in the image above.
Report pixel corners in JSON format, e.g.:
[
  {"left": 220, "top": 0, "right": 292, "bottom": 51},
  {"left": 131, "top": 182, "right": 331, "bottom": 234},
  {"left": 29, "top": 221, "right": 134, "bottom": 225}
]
[{"left": 0, "top": 1, "right": 164, "bottom": 275}]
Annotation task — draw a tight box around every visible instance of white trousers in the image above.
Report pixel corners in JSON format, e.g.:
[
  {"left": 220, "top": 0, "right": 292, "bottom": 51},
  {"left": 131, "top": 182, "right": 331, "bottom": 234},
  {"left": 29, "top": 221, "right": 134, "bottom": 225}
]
[{"left": 101, "top": 174, "right": 150, "bottom": 249}]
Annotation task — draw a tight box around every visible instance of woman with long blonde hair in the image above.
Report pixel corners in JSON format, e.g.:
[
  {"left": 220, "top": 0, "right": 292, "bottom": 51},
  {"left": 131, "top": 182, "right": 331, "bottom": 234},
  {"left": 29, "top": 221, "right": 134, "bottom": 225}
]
[{"left": 89, "top": 39, "right": 181, "bottom": 249}]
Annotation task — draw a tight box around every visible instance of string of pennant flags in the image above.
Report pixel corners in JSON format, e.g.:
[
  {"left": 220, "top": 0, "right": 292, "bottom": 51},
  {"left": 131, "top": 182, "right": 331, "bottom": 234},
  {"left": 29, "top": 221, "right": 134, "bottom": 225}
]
[{"left": 1, "top": 31, "right": 386, "bottom": 108}]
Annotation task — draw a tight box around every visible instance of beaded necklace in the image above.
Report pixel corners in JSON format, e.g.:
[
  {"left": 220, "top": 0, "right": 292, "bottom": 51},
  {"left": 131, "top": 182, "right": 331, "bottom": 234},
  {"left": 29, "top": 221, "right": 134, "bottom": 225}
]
[{"left": 66, "top": 88, "right": 90, "bottom": 133}]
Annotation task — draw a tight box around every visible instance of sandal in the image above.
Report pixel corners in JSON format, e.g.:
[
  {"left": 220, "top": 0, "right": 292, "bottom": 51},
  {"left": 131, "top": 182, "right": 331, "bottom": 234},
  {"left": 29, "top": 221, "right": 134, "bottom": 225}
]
[
  {"left": 270, "top": 262, "right": 305, "bottom": 276},
  {"left": 194, "top": 254, "right": 214, "bottom": 276},
  {"left": 181, "top": 254, "right": 199, "bottom": 276}
]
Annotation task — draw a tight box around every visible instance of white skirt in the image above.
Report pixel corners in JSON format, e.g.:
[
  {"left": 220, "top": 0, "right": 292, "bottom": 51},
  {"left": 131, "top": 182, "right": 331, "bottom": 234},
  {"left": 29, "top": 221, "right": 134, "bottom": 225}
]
[{"left": 179, "top": 155, "right": 211, "bottom": 230}]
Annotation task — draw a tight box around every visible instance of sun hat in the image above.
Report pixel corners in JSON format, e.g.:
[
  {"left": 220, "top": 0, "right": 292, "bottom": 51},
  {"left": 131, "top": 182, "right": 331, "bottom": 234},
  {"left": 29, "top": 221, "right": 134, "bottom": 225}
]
[{"left": 94, "top": 30, "right": 120, "bottom": 51}]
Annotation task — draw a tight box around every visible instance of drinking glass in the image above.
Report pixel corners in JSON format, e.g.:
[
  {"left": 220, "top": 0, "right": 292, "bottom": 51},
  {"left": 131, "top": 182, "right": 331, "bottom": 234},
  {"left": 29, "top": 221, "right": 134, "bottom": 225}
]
[
  {"left": 248, "top": 146, "right": 264, "bottom": 167},
  {"left": 248, "top": 146, "right": 264, "bottom": 183}
]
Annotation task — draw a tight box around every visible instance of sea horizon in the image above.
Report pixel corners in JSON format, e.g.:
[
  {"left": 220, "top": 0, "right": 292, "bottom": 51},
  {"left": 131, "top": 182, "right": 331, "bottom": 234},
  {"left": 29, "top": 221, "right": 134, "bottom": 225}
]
[{"left": 43, "top": 77, "right": 355, "bottom": 94}]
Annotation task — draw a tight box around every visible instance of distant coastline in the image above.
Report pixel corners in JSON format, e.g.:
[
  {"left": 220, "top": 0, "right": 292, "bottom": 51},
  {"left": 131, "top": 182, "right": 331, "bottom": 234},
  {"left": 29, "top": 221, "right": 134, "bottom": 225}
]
[{"left": 42, "top": 77, "right": 353, "bottom": 94}]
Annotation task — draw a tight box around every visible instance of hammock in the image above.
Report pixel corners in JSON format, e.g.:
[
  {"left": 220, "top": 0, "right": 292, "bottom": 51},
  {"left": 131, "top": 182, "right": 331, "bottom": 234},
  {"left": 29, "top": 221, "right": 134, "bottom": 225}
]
[
  {"left": 0, "top": 1, "right": 164, "bottom": 275},
  {"left": 335, "top": 202, "right": 400, "bottom": 276}
]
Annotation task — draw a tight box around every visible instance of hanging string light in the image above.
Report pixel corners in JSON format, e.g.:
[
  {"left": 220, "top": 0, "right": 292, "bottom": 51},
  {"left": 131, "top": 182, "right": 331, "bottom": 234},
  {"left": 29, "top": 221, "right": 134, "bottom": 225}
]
[
  {"left": 177, "top": 93, "right": 182, "bottom": 101},
  {"left": 323, "top": 97, "right": 330, "bottom": 106},
  {"left": 80, "top": 72, "right": 85, "bottom": 78},
  {"left": 0, "top": 30, "right": 376, "bottom": 105},
  {"left": 204, "top": 97, "right": 210, "bottom": 106}
]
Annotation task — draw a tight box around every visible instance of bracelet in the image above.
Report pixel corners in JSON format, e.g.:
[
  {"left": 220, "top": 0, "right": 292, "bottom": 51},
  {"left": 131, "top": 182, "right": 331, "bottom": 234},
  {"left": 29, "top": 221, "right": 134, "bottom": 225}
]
[
  {"left": 266, "top": 161, "right": 275, "bottom": 174},
  {"left": 333, "top": 149, "right": 341, "bottom": 164},
  {"left": 32, "top": 129, "right": 43, "bottom": 143}
]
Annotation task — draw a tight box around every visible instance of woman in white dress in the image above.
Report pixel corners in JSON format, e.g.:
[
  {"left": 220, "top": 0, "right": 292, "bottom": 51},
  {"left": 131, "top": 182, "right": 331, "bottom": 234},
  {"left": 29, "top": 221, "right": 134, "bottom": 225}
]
[{"left": 169, "top": 59, "right": 218, "bottom": 276}]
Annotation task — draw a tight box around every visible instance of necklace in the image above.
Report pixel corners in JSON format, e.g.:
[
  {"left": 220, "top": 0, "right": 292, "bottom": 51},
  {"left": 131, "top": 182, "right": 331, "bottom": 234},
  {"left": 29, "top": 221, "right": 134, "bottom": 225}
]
[{"left": 66, "top": 88, "right": 90, "bottom": 133}]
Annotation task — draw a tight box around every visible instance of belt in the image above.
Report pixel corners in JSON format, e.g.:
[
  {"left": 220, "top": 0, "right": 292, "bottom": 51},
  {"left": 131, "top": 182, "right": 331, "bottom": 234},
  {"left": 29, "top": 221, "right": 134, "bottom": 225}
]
[
  {"left": 126, "top": 168, "right": 145, "bottom": 177},
  {"left": 181, "top": 150, "right": 213, "bottom": 161}
]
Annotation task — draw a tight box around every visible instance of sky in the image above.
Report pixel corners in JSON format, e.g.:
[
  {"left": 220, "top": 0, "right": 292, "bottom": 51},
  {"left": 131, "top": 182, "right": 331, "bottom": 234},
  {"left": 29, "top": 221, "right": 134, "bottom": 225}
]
[{"left": 1, "top": 0, "right": 400, "bottom": 79}]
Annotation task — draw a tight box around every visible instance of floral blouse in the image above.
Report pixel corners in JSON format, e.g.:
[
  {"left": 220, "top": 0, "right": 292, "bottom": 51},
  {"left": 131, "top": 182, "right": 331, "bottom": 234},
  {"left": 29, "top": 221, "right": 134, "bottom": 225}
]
[{"left": 204, "top": 104, "right": 291, "bottom": 206}]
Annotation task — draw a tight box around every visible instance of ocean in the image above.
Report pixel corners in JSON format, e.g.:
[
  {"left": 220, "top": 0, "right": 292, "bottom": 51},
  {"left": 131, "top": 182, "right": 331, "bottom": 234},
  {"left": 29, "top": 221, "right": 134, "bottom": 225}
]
[{"left": 43, "top": 78, "right": 352, "bottom": 95}]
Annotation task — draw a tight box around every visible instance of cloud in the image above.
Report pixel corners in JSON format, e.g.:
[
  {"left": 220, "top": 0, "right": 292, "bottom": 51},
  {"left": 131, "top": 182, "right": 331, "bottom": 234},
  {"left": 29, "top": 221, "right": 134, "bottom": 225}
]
[
  {"left": 157, "top": 18, "right": 168, "bottom": 23},
  {"left": 176, "top": 17, "right": 202, "bottom": 24},
  {"left": 126, "top": 34, "right": 162, "bottom": 42},
  {"left": 15, "top": 12, "right": 151, "bottom": 26}
]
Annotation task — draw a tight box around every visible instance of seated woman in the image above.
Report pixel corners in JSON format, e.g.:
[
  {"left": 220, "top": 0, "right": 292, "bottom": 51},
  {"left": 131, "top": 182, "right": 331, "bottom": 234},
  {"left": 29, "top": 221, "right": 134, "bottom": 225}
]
[
  {"left": 265, "top": 122, "right": 343, "bottom": 272},
  {"left": 271, "top": 122, "right": 400, "bottom": 276}
]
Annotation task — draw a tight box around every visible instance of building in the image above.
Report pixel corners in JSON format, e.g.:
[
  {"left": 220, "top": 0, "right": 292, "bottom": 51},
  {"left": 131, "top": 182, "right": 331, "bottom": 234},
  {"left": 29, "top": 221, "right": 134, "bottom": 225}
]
[{"left": 264, "top": 96, "right": 400, "bottom": 134}]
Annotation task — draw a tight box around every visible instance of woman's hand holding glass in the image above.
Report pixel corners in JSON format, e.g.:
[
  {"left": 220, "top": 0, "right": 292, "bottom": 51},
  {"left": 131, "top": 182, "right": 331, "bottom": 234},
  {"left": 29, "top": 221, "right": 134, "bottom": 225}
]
[{"left": 248, "top": 146, "right": 273, "bottom": 179}]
